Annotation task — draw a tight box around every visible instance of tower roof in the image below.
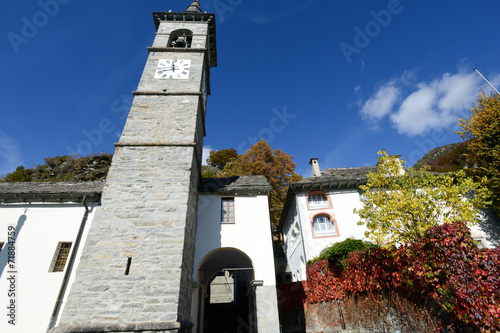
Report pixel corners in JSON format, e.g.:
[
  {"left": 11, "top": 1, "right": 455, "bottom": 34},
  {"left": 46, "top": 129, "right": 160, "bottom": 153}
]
[{"left": 184, "top": 0, "right": 202, "bottom": 13}]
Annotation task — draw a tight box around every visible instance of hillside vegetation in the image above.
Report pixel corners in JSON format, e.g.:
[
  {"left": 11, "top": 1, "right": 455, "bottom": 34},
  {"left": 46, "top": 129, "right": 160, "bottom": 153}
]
[
  {"left": 0, "top": 142, "right": 476, "bottom": 182},
  {"left": 0, "top": 153, "right": 112, "bottom": 182},
  {"left": 414, "top": 140, "right": 470, "bottom": 172}
]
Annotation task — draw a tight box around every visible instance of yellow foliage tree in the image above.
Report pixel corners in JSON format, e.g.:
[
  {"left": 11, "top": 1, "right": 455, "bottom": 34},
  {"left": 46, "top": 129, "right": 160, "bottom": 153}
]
[
  {"left": 354, "top": 151, "right": 491, "bottom": 246},
  {"left": 457, "top": 91, "right": 500, "bottom": 215}
]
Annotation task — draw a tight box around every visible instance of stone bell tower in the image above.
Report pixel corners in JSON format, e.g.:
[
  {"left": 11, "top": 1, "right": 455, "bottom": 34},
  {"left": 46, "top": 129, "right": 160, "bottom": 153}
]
[{"left": 51, "top": 1, "right": 216, "bottom": 332}]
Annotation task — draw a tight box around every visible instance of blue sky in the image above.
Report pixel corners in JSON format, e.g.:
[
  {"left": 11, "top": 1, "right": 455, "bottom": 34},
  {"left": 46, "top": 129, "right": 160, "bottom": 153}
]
[{"left": 1, "top": 0, "right": 500, "bottom": 177}]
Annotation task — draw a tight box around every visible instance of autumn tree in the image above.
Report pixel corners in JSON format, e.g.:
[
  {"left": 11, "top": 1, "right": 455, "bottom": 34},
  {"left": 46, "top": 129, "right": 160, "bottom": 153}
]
[
  {"left": 457, "top": 91, "right": 500, "bottom": 215},
  {"left": 354, "top": 151, "right": 491, "bottom": 246},
  {"left": 207, "top": 148, "right": 238, "bottom": 171},
  {"left": 219, "top": 140, "right": 302, "bottom": 225}
]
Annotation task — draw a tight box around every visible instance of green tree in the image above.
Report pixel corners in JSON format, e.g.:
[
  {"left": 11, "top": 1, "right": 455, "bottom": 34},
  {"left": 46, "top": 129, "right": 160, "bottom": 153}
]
[
  {"left": 354, "top": 151, "right": 491, "bottom": 246},
  {"left": 220, "top": 140, "right": 302, "bottom": 225},
  {"left": 457, "top": 91, "right": 500, "bottom": 215}
]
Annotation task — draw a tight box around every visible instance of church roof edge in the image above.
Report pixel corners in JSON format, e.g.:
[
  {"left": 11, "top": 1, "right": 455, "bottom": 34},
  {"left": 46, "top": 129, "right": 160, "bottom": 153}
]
[{"left": 0, "top": 181, "right": 104, "bottom": 203}]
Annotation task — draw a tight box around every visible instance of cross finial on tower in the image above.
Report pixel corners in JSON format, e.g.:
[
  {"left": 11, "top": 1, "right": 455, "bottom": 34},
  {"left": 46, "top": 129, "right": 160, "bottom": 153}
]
[{"left": 184, "top": 0, "right": 202, "bottom": 13}]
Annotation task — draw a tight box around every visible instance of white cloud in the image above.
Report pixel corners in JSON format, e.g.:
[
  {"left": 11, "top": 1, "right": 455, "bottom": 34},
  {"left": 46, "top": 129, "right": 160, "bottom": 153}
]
[
  {"left": 391, "top": 71, "right": 480, "bottom": 136},
  {"left": 390, "top": 85, "right": 440, "bottom": 136},
  {"left": 0, "top": 130, "right": 24, "bottom": 175},
  {"left": 360, "top": 69, "right": 488, "bottom": 136},
  {"left": 202, "top": 146, "right": 213, "bottom": 165},
  {"left": 436, "top": 72, "right": 479, "bottom": 113},
  {"left": 360, "top": 83, "right": 400, "bottom": 120}
]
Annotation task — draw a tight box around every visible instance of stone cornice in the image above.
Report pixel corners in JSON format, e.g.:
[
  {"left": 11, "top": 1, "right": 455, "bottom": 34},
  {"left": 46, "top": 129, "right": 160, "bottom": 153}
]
[
  {"left": 114, "top": 142, "right": 196, "bottom": 147},
  {"left": 132, "top": 91, "right": 201, "bottom": 96},
  {"left": 147, "top": 47, "right": 207, "bottom": 53}
]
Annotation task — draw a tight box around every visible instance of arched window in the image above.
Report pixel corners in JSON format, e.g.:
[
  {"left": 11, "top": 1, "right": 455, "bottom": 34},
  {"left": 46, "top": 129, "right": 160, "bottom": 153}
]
[
  {"left": 312, "top": 215, "right": 337, "bottom": 237},
  {"left": 169, "top": 29, "right": 193, "bottom": 48},
  {"left": 307, "top": 192, "right": 330, "bottom": 210}
]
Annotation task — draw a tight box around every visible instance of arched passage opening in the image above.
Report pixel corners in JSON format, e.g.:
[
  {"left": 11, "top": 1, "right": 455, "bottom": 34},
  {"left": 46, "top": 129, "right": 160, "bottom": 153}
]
[{"left": 195, "top": 248, "right": 256, "bottom": 333}]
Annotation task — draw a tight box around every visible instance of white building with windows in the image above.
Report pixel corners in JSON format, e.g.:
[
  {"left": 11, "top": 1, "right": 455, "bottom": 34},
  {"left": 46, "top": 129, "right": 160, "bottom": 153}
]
[
  {"left": 279, "top": 159, "right": 375, "bottom": 281},
  {"left": 279, "top": 158, "right": 500, "bottom": 282}
]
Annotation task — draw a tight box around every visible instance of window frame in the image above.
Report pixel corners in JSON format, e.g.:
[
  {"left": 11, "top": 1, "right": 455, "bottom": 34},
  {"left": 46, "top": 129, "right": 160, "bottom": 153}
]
[
  {"left": 49, "top": 242, "right": 72, "bottom": 272},
  {"left": 221, "top": 197, "right": 235, "bottom": 223},
  {"left": 306, "top": 191, "right": 331, "bottom": 210},
  {"left": 310, "top": 214, "right": 339, "bottom": 238}
]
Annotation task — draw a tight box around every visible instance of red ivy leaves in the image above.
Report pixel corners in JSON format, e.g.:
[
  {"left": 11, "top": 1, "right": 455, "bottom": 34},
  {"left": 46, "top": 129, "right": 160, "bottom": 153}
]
[{"left": 277, "top": 222, "right": 500, "bottom": 332}]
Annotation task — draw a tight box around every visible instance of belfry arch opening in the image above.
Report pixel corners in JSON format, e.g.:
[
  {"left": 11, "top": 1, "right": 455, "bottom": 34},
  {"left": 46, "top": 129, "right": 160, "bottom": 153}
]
[
  {"left": 168, "top": 29, "right": 193, "bottom": 48},
  {"left": 194, "top": 248, "right": 257, "bottom": 333}
]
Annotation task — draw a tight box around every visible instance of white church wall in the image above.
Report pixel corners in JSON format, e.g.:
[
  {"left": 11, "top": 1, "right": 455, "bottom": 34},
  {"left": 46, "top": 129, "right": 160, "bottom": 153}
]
[{"left": 0, "top": 203, "right": 97, "bottom": 332}]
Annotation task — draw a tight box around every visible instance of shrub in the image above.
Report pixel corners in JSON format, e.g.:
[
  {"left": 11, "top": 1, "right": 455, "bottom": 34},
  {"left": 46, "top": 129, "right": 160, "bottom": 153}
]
[{"left": 307, "top": 238, "right": 378, "bottom": 266}]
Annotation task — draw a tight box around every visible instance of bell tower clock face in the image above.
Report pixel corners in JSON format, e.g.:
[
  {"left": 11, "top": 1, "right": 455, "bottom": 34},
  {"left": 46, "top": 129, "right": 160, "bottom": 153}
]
[{"left": 154, "top": 59, "right": 191, "bottom": 79}]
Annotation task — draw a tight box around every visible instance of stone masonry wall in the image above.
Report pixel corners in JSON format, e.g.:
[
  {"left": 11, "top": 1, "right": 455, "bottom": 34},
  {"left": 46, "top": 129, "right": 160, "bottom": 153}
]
[
  {"left": 56, "top": 68, "right": 207, "bottom": 331},
  {"left": 177, "top": 153, "right": 201, "bottom": 323},
  {"left": 119, "top": 95, "right": 200, "bottom": 145},
  {"left": 54, "top": 15, "right": 212, "bottom": 332},
  {"left": 138, "top": 52, "right": 205, "bottom": 94},
  {"left": 255, "top": 285, "right": 281, "bottom": 333},
  {"left": 56, "top": 145, "right": 199, "bottom": 326}
]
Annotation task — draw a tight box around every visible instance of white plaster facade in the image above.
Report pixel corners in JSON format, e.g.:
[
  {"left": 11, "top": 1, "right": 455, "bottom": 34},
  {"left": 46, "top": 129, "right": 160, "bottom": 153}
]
[
  {"left": 0, "top": 191, "right": 99, "bottom": 332},
  {"left": 282, "top": 188, "right": 368, "bottom": 282},
  {"left": 194, "top": 194, "right": 276, "bottom": 284},
  {"left": 192, "top": 175, "right": 280, "bottom": 332}
]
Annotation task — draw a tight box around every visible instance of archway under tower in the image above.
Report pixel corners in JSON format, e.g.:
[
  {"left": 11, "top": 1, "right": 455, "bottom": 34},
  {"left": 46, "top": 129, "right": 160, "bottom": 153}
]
[{"left": 194, "top": 248, "right": 256, "bottom": 333}]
